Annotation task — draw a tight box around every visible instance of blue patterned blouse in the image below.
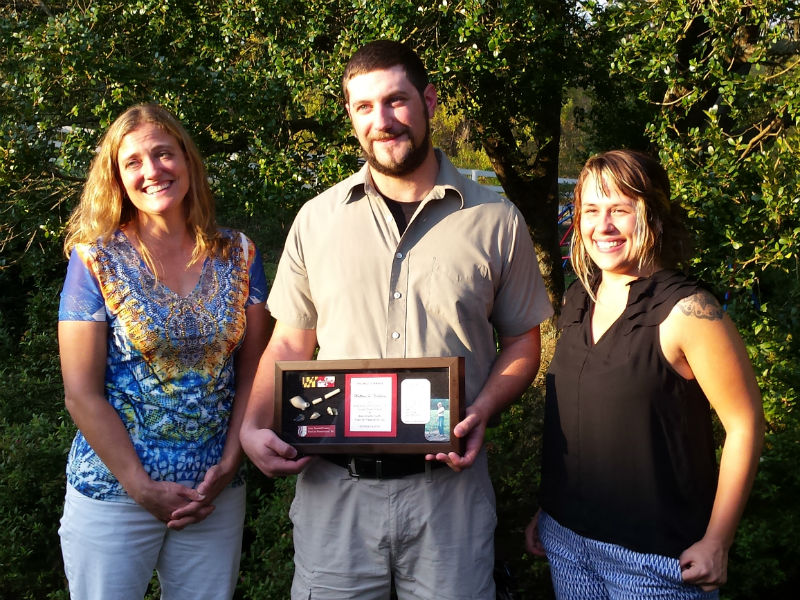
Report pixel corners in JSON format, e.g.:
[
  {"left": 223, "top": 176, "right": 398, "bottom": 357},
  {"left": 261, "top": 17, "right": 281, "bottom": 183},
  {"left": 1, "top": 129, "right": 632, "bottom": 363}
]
[{"left": 59, "top": 229, "right": 267, "bottom": 501}]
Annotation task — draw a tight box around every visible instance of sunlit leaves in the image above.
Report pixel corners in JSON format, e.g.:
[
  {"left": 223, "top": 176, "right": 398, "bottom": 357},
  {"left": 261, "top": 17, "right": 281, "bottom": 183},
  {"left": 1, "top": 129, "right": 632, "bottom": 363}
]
[{"left": 605, "top": 2, "right": 800, "bottom": 595}]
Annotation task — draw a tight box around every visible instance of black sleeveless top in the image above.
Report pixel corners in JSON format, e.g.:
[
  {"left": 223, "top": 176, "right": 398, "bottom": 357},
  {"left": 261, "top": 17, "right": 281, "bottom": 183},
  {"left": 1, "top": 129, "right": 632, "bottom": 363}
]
[{"left": 539, "top": 270, "right": 717, "bottom": 558}]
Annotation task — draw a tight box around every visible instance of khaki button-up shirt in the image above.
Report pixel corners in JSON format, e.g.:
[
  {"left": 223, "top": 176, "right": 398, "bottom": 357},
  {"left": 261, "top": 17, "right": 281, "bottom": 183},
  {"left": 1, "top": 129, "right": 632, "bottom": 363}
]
[{"left": 269, "top": 151, "right": 553, "bottom": 403}]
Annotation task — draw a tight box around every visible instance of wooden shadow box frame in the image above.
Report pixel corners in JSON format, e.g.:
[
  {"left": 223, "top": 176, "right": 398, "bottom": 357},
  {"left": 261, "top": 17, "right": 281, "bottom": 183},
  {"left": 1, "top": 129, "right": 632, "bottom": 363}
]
[{"left": 274, "top": 357, "right": 464, "bottom": 455}]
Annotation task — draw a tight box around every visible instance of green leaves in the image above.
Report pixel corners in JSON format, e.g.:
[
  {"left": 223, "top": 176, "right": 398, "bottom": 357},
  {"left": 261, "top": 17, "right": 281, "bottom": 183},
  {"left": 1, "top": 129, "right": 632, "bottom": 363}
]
[
  {"left": 2, "top": 2, "right": 800, "bottom": 597},
  {"left": 605, "top": 2, "right": 800, "bottom": 595}
]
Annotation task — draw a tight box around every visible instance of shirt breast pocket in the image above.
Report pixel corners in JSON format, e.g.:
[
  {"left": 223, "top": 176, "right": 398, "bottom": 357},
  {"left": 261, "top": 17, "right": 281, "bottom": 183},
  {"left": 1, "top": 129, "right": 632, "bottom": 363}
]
[{"left": 423, "top": 257, "right": 493, "bottom": 324}]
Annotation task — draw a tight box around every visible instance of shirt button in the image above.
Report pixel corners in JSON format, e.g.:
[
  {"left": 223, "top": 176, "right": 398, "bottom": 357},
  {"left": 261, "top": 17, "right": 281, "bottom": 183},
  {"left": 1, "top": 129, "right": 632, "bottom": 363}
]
[
  {"left": 393, "top": 292, "right": 402, "bottom": 299},
  {"left": 391, "top": 331, "right": 400, "bottom": 339},
  {"left": 395, "top": 252, "right": 403, "bottom": 259}
]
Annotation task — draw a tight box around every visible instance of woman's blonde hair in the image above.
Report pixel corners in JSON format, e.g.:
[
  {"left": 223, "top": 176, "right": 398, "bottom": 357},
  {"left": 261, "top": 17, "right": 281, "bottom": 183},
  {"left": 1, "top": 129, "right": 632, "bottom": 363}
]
[
  {"left": 570, "top": 150, "right": 691, "bottom": 295},
  {"left": 63, "top": 103, "right": 228, "bottom": 271}
]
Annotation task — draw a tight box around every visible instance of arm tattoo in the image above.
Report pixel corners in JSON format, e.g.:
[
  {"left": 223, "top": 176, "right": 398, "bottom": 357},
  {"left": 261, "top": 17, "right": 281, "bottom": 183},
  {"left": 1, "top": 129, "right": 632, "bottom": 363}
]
[{"left": 676, "top": 292, "right": 724, "bottom": 321}]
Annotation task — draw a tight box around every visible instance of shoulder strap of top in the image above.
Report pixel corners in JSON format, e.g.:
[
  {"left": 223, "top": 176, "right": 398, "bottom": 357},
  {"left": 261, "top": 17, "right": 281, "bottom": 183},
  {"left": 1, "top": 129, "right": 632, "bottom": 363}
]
[{"left": 238, "top": 231, "right": 250, "bottom": 266}]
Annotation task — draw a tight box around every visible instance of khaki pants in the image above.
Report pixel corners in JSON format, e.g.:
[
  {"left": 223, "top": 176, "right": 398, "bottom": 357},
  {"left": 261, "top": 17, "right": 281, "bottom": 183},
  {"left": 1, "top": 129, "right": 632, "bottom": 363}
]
[{"left": 290, "top": 450, "right": 497, "bottom": 600}]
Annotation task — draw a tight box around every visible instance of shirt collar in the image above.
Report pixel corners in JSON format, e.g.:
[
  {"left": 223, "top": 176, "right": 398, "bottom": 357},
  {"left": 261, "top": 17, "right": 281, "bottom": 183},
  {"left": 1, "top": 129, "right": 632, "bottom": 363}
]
[{"left": 342, "top": 149, "right": 466, "bottom": 208}]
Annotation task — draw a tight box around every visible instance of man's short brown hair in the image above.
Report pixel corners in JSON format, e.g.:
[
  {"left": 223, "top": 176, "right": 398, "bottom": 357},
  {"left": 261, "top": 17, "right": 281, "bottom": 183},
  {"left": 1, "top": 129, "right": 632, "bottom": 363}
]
[{"left": 342, "top": 40, "right": 429, "bottom": 103}]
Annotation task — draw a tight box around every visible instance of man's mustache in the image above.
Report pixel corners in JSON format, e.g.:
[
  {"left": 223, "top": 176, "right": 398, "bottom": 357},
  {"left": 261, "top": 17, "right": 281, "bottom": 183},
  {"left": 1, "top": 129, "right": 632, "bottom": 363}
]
[{"left": 369, "top": 128, "right": 410, "bottom": 142}]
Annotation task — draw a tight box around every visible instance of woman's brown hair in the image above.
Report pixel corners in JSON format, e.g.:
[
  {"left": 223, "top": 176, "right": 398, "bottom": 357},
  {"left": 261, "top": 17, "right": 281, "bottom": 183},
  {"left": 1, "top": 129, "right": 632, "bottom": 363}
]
[
  {"left": 570, "top": 149, "right": 691, "bottom": 294},
  {"left": 63, "top": 103, "right": 228, "bottom": 273}
]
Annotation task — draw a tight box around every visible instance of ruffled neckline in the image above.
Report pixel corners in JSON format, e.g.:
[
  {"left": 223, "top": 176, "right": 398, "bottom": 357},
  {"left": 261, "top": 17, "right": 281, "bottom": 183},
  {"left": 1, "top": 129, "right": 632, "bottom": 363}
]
[{"left": 559, "top": 270, "right": 700, "bottom": 337}]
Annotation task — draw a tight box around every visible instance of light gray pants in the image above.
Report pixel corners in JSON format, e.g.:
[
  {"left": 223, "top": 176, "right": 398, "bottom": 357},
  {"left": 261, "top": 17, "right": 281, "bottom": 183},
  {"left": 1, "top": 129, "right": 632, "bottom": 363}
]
[
  {"left": 290, "top": 451, "right": 497, "bottom": 600},
  {"left": 59, "top": 484, "right": 246, "bottom": 600}
]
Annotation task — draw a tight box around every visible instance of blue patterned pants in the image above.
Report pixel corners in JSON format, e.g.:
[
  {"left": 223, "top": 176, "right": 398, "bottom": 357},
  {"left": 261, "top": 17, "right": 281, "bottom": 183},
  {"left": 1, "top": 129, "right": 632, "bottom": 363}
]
[{"left": 539, "top": 512, "right": 719, "bottom": 600}]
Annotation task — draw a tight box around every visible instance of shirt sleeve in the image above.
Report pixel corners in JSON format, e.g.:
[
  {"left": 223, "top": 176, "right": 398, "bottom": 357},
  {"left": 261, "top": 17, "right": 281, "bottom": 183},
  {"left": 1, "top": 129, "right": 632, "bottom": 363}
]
[
  {"left": 490, "top": 205, "right": 554, "bottom": 336},
  {"left": 247, "top": 244, "right": 269, "bottom": 306},
  {"left": 266, "top": 207, "right": 318, "bottom": 329},
  {"left": 58, "top": 247, "right": 107, "bottom": 322}
]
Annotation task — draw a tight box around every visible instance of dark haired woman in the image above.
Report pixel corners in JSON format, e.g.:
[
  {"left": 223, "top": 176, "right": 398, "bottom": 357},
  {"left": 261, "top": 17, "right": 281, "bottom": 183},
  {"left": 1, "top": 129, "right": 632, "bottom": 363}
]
[{"left": 526, "top": 150, "right": 764, "bottom": 599}]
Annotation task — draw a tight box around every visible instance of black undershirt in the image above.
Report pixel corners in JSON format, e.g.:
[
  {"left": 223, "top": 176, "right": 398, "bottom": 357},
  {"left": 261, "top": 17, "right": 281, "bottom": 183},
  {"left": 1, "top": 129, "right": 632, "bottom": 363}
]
[{"left": 382, "top": 196, "right": 421, "bottom": 235}]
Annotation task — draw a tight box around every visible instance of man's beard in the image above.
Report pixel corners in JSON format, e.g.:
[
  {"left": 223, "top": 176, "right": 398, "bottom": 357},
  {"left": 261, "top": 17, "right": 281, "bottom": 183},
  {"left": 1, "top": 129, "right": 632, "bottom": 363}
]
[{"left": 362, "top": 121, "right": 431, "bottom": 177}]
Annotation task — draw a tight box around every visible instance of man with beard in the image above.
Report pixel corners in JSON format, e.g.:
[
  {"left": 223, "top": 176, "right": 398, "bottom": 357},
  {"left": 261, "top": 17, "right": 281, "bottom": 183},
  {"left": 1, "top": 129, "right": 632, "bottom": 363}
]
[{"left": 241, "top": 40, "right": 553, "bottom": 599}]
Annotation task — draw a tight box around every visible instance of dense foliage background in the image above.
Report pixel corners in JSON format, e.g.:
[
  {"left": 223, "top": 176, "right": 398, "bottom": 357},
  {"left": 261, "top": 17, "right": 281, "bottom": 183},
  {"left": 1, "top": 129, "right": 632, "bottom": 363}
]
[{"left": 1, "top": 1, "right": 798, "bottom": 598}]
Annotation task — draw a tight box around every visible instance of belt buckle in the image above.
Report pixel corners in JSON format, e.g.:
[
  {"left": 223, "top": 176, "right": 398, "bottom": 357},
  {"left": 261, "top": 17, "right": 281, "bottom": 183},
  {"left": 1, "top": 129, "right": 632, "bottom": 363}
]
[
  {"left": 346, "top": 457, "right": 383, "bottom": 479},
  {"left": 346, "top": 457, "right": 360, "bottom": 479}
]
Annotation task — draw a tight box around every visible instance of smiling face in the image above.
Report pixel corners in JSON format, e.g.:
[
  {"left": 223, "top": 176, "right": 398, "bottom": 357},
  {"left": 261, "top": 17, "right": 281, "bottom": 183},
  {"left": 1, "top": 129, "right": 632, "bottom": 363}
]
[
  {"left": 578, "top": 173, "right": 650, "bottom": 279},
  {"left": 117, "top": 123, "right": 190, "bottom": 224},
  {"left": 345, "top": 65, "right": 435, "bottom": 177}
]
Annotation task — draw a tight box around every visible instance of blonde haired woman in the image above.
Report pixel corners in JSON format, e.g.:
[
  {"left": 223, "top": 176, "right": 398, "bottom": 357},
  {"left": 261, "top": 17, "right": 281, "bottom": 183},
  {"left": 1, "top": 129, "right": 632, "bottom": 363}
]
[
  {"left": 526, "top": 150, "right": 764, "bottom": 599},
  {"left": 58, "top": 104, "right": 268, "bottom": 599}
]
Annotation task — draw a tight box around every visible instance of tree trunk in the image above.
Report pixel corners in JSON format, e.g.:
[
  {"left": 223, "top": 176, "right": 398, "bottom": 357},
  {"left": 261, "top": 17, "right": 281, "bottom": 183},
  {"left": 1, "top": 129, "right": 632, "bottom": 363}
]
[{"left": 477, "top": 100, "right": 565, "bottom": 314}]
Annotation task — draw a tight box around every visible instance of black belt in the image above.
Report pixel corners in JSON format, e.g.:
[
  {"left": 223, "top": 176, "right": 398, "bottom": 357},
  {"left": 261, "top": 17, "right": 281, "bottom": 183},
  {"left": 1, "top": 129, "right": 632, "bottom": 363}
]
[{"left": 323, "top": 455, "right": 445, "bottom": 479}]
